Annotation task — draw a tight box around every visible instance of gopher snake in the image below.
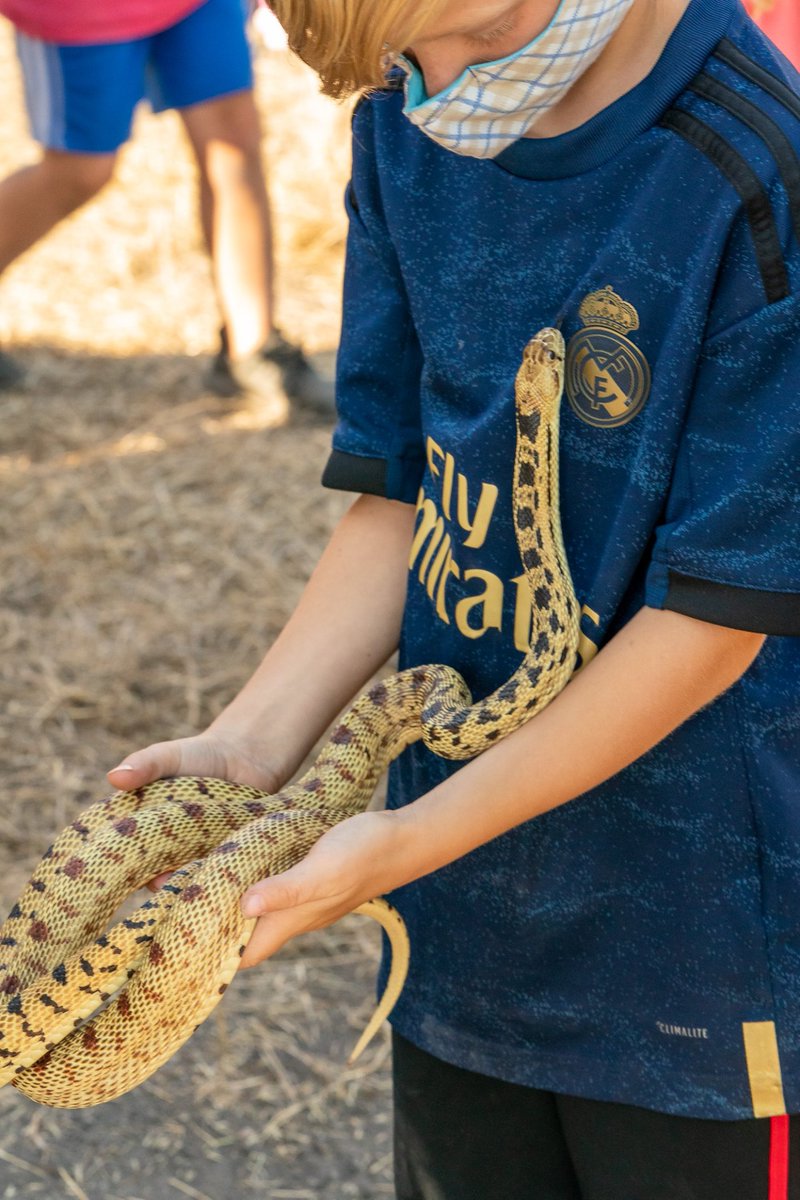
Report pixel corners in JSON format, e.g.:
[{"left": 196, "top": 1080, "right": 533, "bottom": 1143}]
[{"left": 0, "top": 328, "right": 579, "bottom": 1109}]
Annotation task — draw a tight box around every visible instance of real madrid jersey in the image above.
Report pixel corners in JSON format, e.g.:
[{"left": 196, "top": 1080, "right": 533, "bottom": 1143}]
[{"left": 323, "top": 0, "right": 800, "bottom": 1120}]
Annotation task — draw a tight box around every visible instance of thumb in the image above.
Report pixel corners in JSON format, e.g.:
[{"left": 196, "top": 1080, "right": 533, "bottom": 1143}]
[{"left": 107, "top": 740, "right": 187, "bottom": 790}]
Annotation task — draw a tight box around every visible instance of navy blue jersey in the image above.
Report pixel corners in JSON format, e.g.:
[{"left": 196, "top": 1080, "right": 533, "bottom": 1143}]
[{"left": 323, "top": 0, "right": 800, "bottom": 1119}]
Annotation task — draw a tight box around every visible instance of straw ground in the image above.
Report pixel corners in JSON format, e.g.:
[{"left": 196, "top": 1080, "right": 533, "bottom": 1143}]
[{"left": 0, "top": 18, "right": 396, "bottom": 1199}]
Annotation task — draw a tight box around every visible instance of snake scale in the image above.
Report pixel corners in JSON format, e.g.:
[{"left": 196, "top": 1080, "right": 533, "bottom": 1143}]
[{"left": 0, "top": 327, "right": 579, "bottom": 1109}]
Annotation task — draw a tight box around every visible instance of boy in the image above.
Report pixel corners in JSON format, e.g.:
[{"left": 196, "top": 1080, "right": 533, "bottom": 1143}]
[
  {"left": 111, "top": 0, "right": 800, "bottom": 1194},
  {"left": 0, "top": 0, "right": 333, "bottom": 411}
]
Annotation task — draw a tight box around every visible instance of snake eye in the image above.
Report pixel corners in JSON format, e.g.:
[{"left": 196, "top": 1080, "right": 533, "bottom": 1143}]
[{"left": 546, "top": 350, "right": 558, "bottom": 361}]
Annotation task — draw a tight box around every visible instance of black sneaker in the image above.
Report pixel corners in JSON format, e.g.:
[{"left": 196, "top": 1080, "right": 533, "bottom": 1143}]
[
  {"left": 207, "top": 328, "right": 335, "bottom": 416},
  {"left": 0, "top": 349, "right": 26, "bottom": 391}
]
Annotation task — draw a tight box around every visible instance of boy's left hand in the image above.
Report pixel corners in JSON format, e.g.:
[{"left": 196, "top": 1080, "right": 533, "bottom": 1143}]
[{"left": 237, "top": 809, "right": 410, "bottom": 969}]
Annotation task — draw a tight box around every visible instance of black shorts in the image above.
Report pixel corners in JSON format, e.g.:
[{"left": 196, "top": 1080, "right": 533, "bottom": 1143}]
[{"left": 392, "top": 1032, "right": 799, "bottom": 1200}]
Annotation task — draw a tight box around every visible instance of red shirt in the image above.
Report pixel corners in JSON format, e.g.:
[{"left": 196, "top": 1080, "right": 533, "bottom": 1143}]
[
  {"left": 0, "top": 0, "right": 206, "bottom": 45},
  {"left": 744, "top": 0, "right": 800, "bottom": 67}
]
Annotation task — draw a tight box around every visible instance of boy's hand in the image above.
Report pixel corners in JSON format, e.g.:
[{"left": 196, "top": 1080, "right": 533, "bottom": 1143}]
[
  {"left": 107, "top": 730, "right": 285, "bottom": 795},
  {"left": 237, "top": 809, "right": 410, "bottom": 969},
  {"left": 107, "top": 731, "right": 288, "bottom": 892}
]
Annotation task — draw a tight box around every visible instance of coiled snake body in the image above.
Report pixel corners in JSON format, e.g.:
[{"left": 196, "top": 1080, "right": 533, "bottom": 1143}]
[{"left": 0, "top": 328, "right": 579, "bottom": 1109}]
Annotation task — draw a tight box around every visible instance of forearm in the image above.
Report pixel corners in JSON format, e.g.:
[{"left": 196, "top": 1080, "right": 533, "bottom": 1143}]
[
  {"left": 388, "top": 607, "right": 765, "bottom": 885},
  {"left": 210, "top": 493, "right": 415, "bottom": 781},
  {"left": 237, "top": 606, "right": 766, "bottom": 959}
]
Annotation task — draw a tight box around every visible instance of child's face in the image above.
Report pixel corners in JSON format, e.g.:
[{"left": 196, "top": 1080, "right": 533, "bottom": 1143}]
[{"left": 409, "top": 1, "right": 561, "bottom": 95}]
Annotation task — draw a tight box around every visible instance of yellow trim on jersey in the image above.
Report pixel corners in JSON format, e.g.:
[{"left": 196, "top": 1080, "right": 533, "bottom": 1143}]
[{"left": 742, "top": 1021, "right": 787, "bottom": 1118}]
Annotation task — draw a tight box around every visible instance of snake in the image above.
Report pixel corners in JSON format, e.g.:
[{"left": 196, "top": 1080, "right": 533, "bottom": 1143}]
[{"left": 0, "top": 327, "right": 579, "bottom": 1109}]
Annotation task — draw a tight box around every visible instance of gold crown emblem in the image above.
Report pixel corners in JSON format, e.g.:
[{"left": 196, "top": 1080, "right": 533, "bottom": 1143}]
[{"left": 578, "top": 286, "right": 640, "bottom": 334}]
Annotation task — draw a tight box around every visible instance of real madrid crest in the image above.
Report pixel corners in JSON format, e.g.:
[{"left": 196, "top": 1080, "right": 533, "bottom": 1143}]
[{"left": 566, "top": 286, "right": 651, "bottom": 428}]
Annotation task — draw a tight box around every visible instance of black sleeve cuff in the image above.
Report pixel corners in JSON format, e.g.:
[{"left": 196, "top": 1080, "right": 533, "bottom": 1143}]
[
  {"left": 663, "top": 570, "right": 800, "bottom": 636},
  {"left": 321, "top": 448, "right": 424, "bottom": 503},
  {"left": 322, "top": 450, "right": 387, "bottom": 497}
]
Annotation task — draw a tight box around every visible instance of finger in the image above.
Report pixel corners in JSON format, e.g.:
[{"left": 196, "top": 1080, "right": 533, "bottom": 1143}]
[
  {"left": 145, "top": 870, "right": 175, "bottom": 892},
  {"left": 239, "top": 909, "right": 305, "bottom": 968},
  {"left": 107, "top": 741, "right": 188, "bottom": 789},
  {"left": 239, "top": 883, "right": 356, "bottom": 968},
  {"left": 241, "top": 869, "right": 307, "bottom": 918}
]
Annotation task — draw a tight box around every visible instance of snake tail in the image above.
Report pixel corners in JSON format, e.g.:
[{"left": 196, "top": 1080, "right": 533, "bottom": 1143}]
[{"left": 347, "top": 898, "right": 411, "bottom": 1065}]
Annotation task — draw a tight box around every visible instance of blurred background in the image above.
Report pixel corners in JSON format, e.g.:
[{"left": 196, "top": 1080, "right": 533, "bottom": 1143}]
[
  {"left": 0, "top": 14, "right": 396, "bottom": 1200},
  {"left": 743, "top": 0, "right": 800, "bottom": 66}
]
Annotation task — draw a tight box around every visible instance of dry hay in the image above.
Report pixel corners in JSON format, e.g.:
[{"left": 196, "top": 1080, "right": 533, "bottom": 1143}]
[{"left": 0, "top": 16, "right": 395, "bottom": 1200}]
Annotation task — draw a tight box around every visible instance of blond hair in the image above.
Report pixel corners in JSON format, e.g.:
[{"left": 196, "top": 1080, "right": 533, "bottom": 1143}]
[{"left": 269, "top": 0, "right": 448, "bottom": 98}]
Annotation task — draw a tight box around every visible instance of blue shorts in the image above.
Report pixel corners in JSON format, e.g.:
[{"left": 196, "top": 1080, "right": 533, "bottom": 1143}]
[{"left": 15, "top": 0, "right": 254, "bottom": 154}]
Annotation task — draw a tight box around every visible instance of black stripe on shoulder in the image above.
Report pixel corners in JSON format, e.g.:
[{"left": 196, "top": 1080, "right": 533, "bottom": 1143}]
[
  {"left": 664, "top": 570, "right": 800, "bottom": 637},
  {"left": 689, "top": 71, "right": 800, "bottom": 246},
  {"left": 321, "top": 449, "right": 388, "bottom": 496},
  {"left": 661, "top": 108, "right": 791, "bottom": 305},
  {"left": 715, "top": 38, "right": 800, "bottom": 124}
]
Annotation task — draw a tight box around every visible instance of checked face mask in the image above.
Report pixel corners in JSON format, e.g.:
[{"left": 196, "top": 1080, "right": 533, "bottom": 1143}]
[{"left": 397, "top": 0, "right": 636, "bottom": 159}]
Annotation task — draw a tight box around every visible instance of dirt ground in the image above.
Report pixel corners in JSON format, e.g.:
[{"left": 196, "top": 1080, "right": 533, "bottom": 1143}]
[{"left": 0, "top": 18, "right": 396, "bottom": 1200}]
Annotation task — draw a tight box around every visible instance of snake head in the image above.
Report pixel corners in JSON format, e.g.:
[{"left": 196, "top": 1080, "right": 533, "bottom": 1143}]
[{"left": 517, "top": 327, "right": 566, "bottom": 414}]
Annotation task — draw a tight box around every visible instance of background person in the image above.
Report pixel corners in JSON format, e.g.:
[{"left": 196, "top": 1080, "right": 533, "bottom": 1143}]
[{"left": 0, "top": 0, "right": 334, "bottom": 412}]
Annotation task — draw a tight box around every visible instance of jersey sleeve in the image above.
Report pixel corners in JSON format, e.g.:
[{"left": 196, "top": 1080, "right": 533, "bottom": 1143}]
[
  {"left": 321, "top": 101, "right": 425, "bottom": 504},
  {"left": 645, "top": 293, "right": 800, "bottom": 635}
]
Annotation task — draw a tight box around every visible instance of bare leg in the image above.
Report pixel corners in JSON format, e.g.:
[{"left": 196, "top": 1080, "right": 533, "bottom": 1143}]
[
  {"left": 0, "top": 150, "right": 116, "bottom": 275},
  {"left": 179, "top": 90, "right": 275, "bottom": 360}
]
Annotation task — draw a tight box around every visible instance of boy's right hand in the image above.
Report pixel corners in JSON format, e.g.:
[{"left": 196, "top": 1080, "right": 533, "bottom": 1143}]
[
  {"left": 107, "top": 731, "right": 286, "bottom": 892},
  {"left": 107, "top": 731, "right": 284, "bottom": 795}
]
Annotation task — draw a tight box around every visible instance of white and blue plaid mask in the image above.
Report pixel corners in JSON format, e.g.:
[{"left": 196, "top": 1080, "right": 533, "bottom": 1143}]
[{"left": 397, "top": 0, "right": 636, "bottom": 159}]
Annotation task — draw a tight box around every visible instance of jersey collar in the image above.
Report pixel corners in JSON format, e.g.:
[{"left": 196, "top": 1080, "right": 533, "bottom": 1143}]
[{"left": 494, "top": 0, "right": 743, "bottom": 180}]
